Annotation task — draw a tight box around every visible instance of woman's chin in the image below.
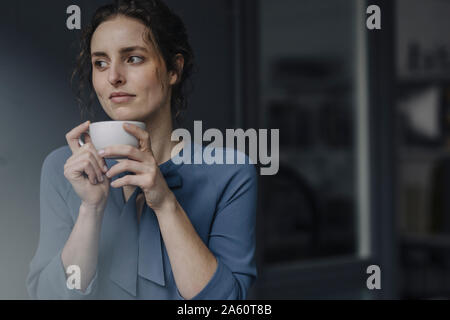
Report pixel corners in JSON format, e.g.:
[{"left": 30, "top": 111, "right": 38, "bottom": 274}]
[
  {"left": 106, "top": 106, "right": 160, "bottom": 122},
  {"left": 107, "top": 111, "right": 140, "bottom": 122}
]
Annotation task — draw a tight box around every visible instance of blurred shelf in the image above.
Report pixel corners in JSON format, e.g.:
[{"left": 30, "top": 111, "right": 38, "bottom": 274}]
[
  {"left": 401, "top": 232, "right": 450, "bottom": 248},
  {"left": 397, "top": 147, "right": 449, "bottom": 163},
  {"left": 280, "top": 147, "right": 354, "bottom": 158},
  {"left": 397, "top": 75, "right": 450, "bottom": 86}
]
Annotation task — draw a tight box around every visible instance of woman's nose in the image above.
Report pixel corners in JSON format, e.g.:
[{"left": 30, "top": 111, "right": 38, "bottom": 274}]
[{"left": 108, "top": 63, "right": 126, "bottom": 86}]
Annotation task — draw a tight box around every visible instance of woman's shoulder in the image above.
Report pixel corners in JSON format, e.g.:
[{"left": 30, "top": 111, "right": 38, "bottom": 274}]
[
  {"left": 195, "top": 145, "right": 258, "bottom": 213},
  {"left": 187, "top": 143, "right": 258, "bottom": 187},
  {"left": 41, "top": 145, "right": 72, "bottom": 183},
  {"left": 42, "top": 145, "right": 71, "bottom": 168}
]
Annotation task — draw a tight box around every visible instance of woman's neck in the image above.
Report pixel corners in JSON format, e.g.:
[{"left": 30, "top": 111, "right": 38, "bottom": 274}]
[{"left": 142, "top": 106, "right": 178, "bottom": 166}]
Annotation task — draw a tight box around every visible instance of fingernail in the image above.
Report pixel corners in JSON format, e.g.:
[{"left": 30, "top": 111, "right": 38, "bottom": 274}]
[
  {"left": 99, "top": 176, "right": 104, "bottom": 182},
  {"left": 103, "top": 165, "right": 108, "bottom": 172},
  {"left": 99, "top": 149, "right": 105, "bottom": 155},
  {"left": 94, "top": 178, "right": 98, "bottom": 184}
]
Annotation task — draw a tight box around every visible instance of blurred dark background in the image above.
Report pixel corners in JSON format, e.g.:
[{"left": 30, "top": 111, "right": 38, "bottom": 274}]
[{"left": 2, "top": 0, "right": 450, "bottom": 299}]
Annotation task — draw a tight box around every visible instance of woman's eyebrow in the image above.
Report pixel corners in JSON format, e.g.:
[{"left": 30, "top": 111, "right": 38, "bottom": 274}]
[{"left": 91, "top": 46, "right": 149, "bottom": 57}]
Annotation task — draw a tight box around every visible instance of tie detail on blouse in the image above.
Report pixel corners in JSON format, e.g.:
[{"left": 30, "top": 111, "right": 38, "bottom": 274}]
[{"left": 108, "top": 161, "right": 183, "bottom": 296}]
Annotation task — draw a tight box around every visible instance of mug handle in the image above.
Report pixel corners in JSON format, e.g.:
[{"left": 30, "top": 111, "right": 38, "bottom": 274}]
[{"left": 78, "top": 130, "right": 90, "bottom": 147}]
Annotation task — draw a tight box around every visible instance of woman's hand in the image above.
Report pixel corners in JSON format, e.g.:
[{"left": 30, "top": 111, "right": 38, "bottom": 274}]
[
  {"left": 99, "top": 123, "right": 174, "bottom": 211},
  {"left": 64, "top": 121, "right": 110, "bottom": 212}
]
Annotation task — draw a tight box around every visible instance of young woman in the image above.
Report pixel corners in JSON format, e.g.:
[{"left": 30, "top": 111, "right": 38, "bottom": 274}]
[{"left": 27, "top": 0, "right": 257, "bottom": 300}]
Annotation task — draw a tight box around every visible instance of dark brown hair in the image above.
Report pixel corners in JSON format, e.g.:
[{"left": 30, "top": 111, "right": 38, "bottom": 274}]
[{"left": 71, "top": 0, "right": 194, "bottom": 124}]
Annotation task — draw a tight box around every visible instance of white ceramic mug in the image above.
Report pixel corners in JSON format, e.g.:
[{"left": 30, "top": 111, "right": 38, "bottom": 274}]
[{"left": 79, "top": 121, "right": 146, "bottom": 159}]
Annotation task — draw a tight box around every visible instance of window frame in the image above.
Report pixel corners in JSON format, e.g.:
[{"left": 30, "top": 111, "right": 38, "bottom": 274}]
[{"left": 234, "top": 0, "right": 397, "bottom": 299}]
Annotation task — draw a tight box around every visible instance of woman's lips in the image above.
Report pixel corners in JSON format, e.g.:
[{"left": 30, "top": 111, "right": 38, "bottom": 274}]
[{"left": 110, "top": 95, "right": 136, "bottom": 103}]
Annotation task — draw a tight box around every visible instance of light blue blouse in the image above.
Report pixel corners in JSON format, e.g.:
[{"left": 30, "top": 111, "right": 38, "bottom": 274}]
[{"left": 26, "top": 140, "right": 257, "bottom": 300}]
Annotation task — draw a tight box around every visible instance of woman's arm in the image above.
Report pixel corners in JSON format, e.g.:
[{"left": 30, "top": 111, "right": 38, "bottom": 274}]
[
  {"left": 154, "top": 195, "right": 218, "bottom": 300},
  {"left": 27, "top": 148, "right": 101, "bottom": 299},
  {"left": 155, "top": 162, "right": 258, "bottom": 300},
  {"left": 61, "top": 203, "right": 105, "bottom": 293}
]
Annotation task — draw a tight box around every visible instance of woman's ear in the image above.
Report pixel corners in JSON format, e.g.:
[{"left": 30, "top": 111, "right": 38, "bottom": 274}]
[{"left": 169, "top": 54, "right": 185, "bottom": 85}]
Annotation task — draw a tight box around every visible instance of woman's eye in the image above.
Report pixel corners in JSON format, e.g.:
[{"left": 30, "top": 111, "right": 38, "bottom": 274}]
[
  {"left": 128, "top": 56, "right": 143, "bottom": 64},
  {"left": 94, "top": 61, "right": 107, "bottom": 68}
]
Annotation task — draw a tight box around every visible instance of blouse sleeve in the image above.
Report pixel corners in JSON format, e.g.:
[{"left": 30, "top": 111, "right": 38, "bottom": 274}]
[
  {"left": 178, "top": 157, "right": 258, "bottom": 300},
  {"left": 26, "top": 150, "right": 98, "bottom": 299}
]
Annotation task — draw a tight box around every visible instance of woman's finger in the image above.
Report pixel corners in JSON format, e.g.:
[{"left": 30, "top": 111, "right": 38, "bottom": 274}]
[
  {"left": 99, "top": 145, "right": 144, "bottom": 162},
  {"left": 84, "top": 135, "right": 108, "bottom": 174},
  {"left": 66, "top": 121, "right": 90, "bottom": 153},
  {"left": 105, "top": 159, "right": 147, "bottom": 179},
  {"left": 110, "top": 174, "right": 140, "bottom": 189},
  {"left": 67, "top": 143, "right": 107, "bottom": 183},
  {"left": 123, "top": 123, "right": 154, "bottom": 156},
  {"left": 70, "top": 158, "right": 98, "bottom": 185},
  {"left": 82, "top": 149, "right": 106, "bottom": 183},
  {"left": 71, "top": 147, "right": 105, "bottom": 184}
]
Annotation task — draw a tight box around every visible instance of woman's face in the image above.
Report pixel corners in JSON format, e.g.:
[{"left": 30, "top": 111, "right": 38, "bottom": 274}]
[{"left": 90, "top": 15, "right": 177, "bottom": 122}]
